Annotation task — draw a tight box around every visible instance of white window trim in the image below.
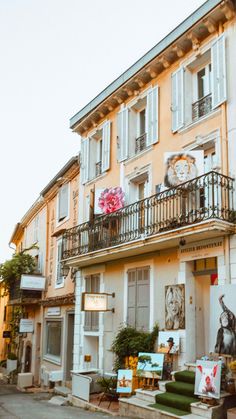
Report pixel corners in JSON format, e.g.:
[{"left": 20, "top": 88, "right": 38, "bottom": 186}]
[
  {"left": 56, "top": 182, "right": 70, "bottom": 227},
  {"left": 43, "top": 318, "right": 63, "bottom": 365},
  {"left": 183, "top": 128, "right": 221, "bottom": 171},
  {"left": 123, "top": 259, "right": 154, "bottom": 332},
  {"left": 55, "top": 237, "right": 64, "bottom": 289}
]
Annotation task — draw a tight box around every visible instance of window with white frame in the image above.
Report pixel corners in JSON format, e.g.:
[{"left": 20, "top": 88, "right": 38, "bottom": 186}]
[
  {"left": 127, "top": 266, "right": 150, "bottom": 331},
  {"left": 33, "top": 214, "right": 39, "bottom": 243},
  {"left": 55, "top": 238, "right": 64, "bottom": 287},
  {"left": 117, "top": 86, "right": 159, "bottom": 161},
  {"left": 57, "top": 183, "right": 69, "bottom": 223},
  {"left": 84, "top": 274, "right": 100, "bottom": 332},
  {"left": 81, "top": 121, "right": 111, "bottom": 184},
  {"left": 45, "top": 320, "right": 62, "bottom": 362},
  {"left": 171, "top": 34, "right": 227, "bottom": 132}
]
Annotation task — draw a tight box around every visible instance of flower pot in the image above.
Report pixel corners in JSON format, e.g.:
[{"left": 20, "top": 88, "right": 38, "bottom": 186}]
[{"left": 7, "top": 359, "right": 17, "bottom": 373}]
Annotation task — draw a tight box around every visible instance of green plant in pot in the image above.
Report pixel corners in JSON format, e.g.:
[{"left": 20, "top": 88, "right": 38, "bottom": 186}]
[{"left": 111, "top": 324, "right": 159, "bottom": 371}]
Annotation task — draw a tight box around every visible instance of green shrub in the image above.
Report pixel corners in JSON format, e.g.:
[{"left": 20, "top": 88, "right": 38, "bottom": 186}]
[
  {"left": 111, "top": 324, "right": 159, "bottom": 371},
  {"left": 7, "top": 352, "right": 18, "bottom": 360}
]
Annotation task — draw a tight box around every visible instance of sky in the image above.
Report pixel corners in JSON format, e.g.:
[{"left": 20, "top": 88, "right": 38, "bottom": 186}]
[{"left": 0, "top": 0, "right": 206, "bottom": 263}]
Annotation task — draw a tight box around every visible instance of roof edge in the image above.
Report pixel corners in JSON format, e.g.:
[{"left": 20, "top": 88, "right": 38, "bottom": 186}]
[{"left": 70, "top": 0, "right": 222, "bottom": 129}]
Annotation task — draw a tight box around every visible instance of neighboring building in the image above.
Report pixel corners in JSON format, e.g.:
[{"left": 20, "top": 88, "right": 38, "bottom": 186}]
[
  {"left": 9, "top": 197, "right": 47, "bottom": 383},
  {"left": 40, "top": 156, "right": 79, "bottom": 386},
  {"left": 0, "top": 283, "right": 9, "bottom": 361},
  {"left": 7, "top": 155, "right": 80, "bottom": 386},
  {"left": 61, "top": 0, "right": 236, "bottom": 380}
]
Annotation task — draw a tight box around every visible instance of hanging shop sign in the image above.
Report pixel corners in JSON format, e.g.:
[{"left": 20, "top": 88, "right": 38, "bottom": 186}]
[
  {"left": 178, "top": 238, "right": 224, "bottom": 261},
  {"left": 81, "top": 292, "right": 115, "bottom": 312},
  {"left": 19, "top": 319, "right": 34, "bottom": 333},
  {"left": 20, "top": 274, "right": 46, "bottom": 291},
  {"left": 3, "top": 331, "right": 11, "bottom": 338}
]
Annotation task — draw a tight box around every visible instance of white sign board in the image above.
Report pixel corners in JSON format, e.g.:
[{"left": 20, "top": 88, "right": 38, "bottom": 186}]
[
  {"left": 178, "top": 238, "right": 224, "bottom": 261},
  {"left": 19, "top": 319, "right": 34, "bottom": 333},
  {"left": 82, "top": 293, "right": 108, "bottom": 311},
  {"left": 94, "top": 188, "right": 105, "bottom": 215},
  {"left": 20, "top": 275, "right": 46, "bottom": 291},
  {"left": 47, "top": 307, "right": 61, "bottom": 316}
]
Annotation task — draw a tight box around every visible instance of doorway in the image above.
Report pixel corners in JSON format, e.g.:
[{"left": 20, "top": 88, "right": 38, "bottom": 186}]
[
  {"left": 194, "top": 257, "right": 218, "bottom": 358},
  {"left": 34, "top": 323, "right": 41, "bottom": 383},
  {"left": 65, "top": 313, "right": 74, "bottom": 381},
  {"left": 24, "top": 344, "right": 32, "bottom": 373}
]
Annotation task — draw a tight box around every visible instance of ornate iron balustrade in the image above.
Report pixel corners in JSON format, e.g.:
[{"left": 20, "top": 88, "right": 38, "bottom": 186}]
[
  {"left": 192, "top": 93, "right": 212, "bottom": 121},
  {"left": 62, "top": 172, "right": 235, "bottom": 259},
  {"left": 135, "top": 133, "right": 147, "bottom": 154},
  {"left": 95, "top": 161, "right": 102, "bottom": 177}
]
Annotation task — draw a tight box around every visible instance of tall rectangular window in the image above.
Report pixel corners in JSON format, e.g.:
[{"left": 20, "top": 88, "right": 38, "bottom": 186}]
[
  {"left": 58, "top": 183, "right": 69, "bottom": 223},
  {"left": 84, "top": 274, "right": 100, "bottom": 331},
  {"left": 56, "top": 238, "right": 63, "bottom": 287},
  {"left": 45, "top": 321, "right": 62, "bottom": 361},
  {"left": 127, "top": 266, "right": 150, "bottom": 331}
]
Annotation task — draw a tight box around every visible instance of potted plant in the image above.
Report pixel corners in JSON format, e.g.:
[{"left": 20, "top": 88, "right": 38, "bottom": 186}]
[{"left": 7, "top": 352, "right": 18, "bottom": 373}]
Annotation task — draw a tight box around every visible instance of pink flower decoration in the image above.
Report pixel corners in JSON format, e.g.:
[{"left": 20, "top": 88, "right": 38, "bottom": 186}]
[{"left": 98, "top": 187, "right": 125, "bottom": 214}]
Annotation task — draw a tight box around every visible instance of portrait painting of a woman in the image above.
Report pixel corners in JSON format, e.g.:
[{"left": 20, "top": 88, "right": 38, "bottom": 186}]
[{"left": 165, "top": 284, "right": 185, "bottom": 330}]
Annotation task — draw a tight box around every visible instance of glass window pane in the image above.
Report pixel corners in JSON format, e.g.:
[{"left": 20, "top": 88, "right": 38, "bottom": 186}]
[{"left": 46, "top": 321, "right": 61, "bottom": 357}]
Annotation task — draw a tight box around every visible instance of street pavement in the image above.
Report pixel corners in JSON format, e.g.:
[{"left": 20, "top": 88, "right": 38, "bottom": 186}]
[{"left": 0, "top": 384, "right": 127, "bottom": 418}]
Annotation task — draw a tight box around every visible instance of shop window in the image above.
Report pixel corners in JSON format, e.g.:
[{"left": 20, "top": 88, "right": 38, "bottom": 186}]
[{"left": 45, "top": 321, "right": 62, "bottom": 362}]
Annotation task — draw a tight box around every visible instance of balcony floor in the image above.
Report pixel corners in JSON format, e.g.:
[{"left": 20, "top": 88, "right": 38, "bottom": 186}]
[{"left": 64, "top": 218, "right": 235, "bottom": 268}]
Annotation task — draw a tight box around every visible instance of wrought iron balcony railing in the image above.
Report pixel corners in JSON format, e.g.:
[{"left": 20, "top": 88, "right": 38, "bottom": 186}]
[
  {"left": 192, "top": 93, "right": 212, "bottom": 121},
  {"left": 62, "top": 172, "right": 235, "bottom": 260},
  {"left": 135, "top": 133, "right": 147, "bottom": 154}
]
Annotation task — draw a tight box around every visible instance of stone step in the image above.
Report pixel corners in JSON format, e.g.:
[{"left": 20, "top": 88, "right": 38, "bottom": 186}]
[
  {"left": 48, "top": 395, "right": 69, "bottom": 406},
  {"left": 159, "top": 380, "right": 172, "bottom": 392},
  {"left": 135, "top": 388, "right": 163, "bottom": 403},
  {"left": 54, "top": 385, "right": 72, "bottom": 397},
  {"left": 119, "top": 396, "right": 204, "bottom": 419},
  {"left": 191, "top": 401, "right": 223, "bottom": 418}
]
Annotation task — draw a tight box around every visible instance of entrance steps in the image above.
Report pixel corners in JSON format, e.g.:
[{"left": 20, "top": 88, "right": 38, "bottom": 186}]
[
  {"left": 119, "top": 370, "right": 225, "bottom": 419},
  {"left": 54, "top": 385, "right": 72, "bottom": 397}
]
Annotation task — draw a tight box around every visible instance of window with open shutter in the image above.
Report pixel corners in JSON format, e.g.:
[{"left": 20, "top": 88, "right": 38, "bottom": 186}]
[
  {"left": 117, "top": 108, "right": 129, "bottom": 161},
  {"left": 127, "top": 266, "right": 150, "bottom": 331},
  {"left": 58, "top": 183, "right": 69, "bottom": 222},
  {"left": 146, "top": 86, "right": 159, "bottom": 145},
  {"left": 81, "top": 137, "right": 90, "bottom": 184},
  {"left": 171, "top": 67, "right": 184, "bottom": 132},
  {"left": 102, "top": 121, "right": 111, "bottom": 172},
  {"left": 56, "top": 239, "right": 63, "bottom": 286},
  {"left": 211, "top": 34, "right": 227, "bottom": 109}
]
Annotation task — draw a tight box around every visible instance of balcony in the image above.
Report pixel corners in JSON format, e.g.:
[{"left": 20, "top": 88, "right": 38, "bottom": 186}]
[
  {"left": 8, "top": 281, "right": 42, "bottom": 305},
  {"left": 62, "top": 172, "right": 235, "bottom": 265},
  {"left": 192, "top": 93, "right": 212, "bottom": 121},
  {"left": 135, "top": 133, "right": 147, "bottom": 154}
]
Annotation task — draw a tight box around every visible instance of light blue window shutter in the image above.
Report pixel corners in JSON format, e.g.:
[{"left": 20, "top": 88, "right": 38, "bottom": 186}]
[
  {"left": 81, "top": 137, "right": 90, "bottom": 184},
  {"left": 146, "top": 86, "right": 159, "bottom": 146},
  {"left": 171, "top": 67, "right": 184, "bottom": 132},
  {"left": 101, "top": 121, "right": 111, "bottom": 172},
  {"left": 56, "top": 241, "right": 63, "bottom": 285},
  {"left": 117, "top": 108, "right": 129, "bottom": 161},
  {"left": 136, "top": 267, "right": 150, "bottom": 331},
  {"left": 127, "top": 270, "right": 136, "bottom": 327},
  {"left": 211, "top": 34, "right": 227, "bottom": 109},
  {"left": 58, "top": 183, "right": 69, "bottom": 221}
]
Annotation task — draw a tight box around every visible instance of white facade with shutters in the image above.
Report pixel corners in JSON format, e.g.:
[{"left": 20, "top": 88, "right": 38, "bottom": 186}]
[{"left": 70, "top": 2, "right": 236, "bottom": 378}]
